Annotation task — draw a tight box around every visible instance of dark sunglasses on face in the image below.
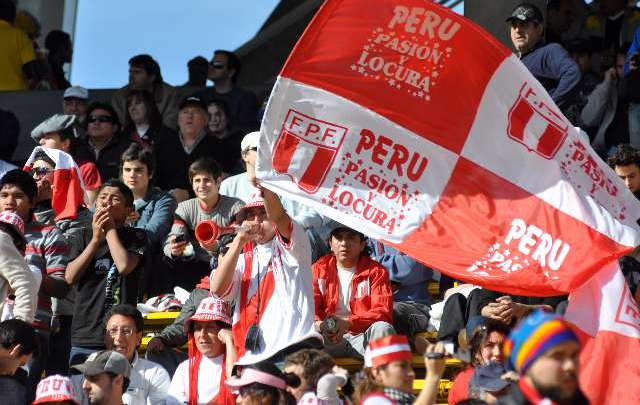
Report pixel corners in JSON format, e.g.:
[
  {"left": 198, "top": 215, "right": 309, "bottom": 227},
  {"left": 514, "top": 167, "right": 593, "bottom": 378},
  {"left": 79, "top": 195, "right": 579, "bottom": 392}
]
[
  {"left": 88, "top": 115, "right": 113, "bottom": 124},
  {"left": 32, "top": 167, "right": 53, "bottom": 177},
  {"left": 210, "top": 62, "right": 226, "bottom": 69}
]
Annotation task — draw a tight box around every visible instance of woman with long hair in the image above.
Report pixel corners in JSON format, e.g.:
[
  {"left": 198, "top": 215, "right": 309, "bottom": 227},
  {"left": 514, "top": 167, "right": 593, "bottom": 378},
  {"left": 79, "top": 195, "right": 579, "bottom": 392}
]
[
  {"left": 447, "top": 317, "right": 511, "bottom": 405},
  {"left": 123, "top": 89, "right": 174, "bottom": 150}
]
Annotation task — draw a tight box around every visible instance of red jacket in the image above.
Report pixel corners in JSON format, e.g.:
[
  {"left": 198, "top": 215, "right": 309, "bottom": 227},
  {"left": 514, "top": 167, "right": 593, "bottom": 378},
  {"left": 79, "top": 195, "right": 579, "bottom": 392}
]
[{"left": 312, "top": 254, "right": 393, "bottom": 334}]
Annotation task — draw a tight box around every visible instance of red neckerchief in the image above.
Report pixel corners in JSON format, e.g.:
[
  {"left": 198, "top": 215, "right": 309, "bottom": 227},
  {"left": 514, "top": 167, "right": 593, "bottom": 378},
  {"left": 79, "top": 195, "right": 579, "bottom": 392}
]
[
  {"left": 518, "top": 378, "right": 559, "bottom": 405},
  {"left": 231, "top": 242, "right": 275, "bottom": 359},
  {"left": 187, "top": 334, "right": 235, "bottom": 405}
]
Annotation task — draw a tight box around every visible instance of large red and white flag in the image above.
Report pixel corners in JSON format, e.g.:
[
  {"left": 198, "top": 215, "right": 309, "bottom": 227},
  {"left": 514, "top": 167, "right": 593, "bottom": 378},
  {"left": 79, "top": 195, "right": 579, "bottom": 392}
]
[
  {"left": 255, "top": 0, "right": 640, "bottom": 296},
  {"left": 565, "top": 260, "right": 640, "bottom": 404},
  {"left": 24, "top": 147, "right": 86, "bottom": 221}
]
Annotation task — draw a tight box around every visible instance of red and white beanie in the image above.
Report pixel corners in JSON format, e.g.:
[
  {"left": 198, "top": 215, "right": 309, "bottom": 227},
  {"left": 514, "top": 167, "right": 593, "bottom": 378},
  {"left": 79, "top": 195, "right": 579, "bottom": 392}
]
[
  {"left": 183, "top": 296, "right": 232, "bottom": 333},
  {"left": 0, "top": 210, "right": 25, "bottom": 236},
  {"left": 236, "top": 191, "right": 265, "bottom": 222},
  {"left": 33, "top": 374, "right": 80, "bottom": 404},
  {"left": 364, "top": 334, "right": 413, "bottom": 368}
]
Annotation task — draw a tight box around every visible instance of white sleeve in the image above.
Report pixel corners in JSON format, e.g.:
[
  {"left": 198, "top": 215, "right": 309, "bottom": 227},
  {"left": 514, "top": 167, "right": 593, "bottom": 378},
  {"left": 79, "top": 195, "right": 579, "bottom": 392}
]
[
  {"left": 0, "top": 233, "right": 38, "bottom": 322},
  {"left": 166, "top": 361, "right": 189, "bottom": 405},
  {"left": 148, "top": 364, "right": 171, "bottom": 404},
  {"left": 316, "top": 373, "right": 348, "bottom": 403},
  {"left": 214, "top": 257, "right": 243, "bottom": 303},
  {"left": 277, "top": 220, "right": 311, "bottom": 265},
  {"left": 361, "top": 395, "right": 395, "bottom": 405}
]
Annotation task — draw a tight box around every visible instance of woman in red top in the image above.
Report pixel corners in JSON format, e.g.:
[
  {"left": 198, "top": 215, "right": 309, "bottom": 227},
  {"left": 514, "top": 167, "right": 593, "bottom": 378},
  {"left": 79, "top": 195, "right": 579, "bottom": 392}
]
[{"left": 448, "top": 317, "right": 510, "bottom": 405}]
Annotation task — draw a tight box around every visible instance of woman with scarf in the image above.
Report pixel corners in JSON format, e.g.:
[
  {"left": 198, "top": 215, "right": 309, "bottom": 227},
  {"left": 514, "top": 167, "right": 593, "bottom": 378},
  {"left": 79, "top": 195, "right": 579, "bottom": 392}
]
[
  {"left": 167, "top": 296, "right": 236, "bottom": 405},
  {"left": 355, "top": 335, "right": 446, "bottom": 405}
]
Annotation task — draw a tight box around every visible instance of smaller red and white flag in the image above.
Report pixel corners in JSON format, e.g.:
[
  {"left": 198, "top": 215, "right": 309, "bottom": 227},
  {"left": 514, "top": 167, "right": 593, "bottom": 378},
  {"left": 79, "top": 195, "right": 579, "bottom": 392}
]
[
  {"left": 565, "top": 259, "right": 640, "bottom": 405},
  {"left": 24, "top": 147, "right": 86, "bottom": 221}
]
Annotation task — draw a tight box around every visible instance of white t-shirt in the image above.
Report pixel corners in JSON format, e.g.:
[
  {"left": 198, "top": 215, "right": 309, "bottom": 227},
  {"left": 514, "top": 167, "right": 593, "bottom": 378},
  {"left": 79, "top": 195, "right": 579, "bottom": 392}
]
[
  {"left": 218, "top": 221, "right": 322, "bottom": 365},
  {"left": 167, "top": 355, "right": 223, "bottom": 405},
  {"left": 335, "top": 266, "right": 356, "bottom": 318}
]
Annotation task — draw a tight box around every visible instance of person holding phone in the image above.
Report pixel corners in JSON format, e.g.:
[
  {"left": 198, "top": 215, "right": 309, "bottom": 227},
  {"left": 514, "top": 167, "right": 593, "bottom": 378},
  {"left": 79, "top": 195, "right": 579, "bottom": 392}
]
[{"left": 163, "top": 158, "right": 243, "bottom": 290}]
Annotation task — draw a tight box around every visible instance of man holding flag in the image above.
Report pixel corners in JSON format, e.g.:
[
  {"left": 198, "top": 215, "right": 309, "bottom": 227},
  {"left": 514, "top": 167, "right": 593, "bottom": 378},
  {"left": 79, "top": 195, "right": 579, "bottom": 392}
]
[{"left": 254, "top": 0, "right": 640, "bottom": 403}]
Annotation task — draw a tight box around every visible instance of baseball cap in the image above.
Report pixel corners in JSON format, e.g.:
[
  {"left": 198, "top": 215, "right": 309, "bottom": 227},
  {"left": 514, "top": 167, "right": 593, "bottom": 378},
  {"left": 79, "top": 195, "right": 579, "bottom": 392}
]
[
  {"left": 33, "top": 375, "right": 80, "bottom": 404},
  {"left": 329, "top": 225, "right": 365, "bottom": 240},
  {"left": 184, "top": 296, "right": 232, "bottom": 333},
  {"left": 70, "top": 350, "right": 131, "bottom": 379},
  {"left": 469, "top": 362, "right": 511, "bottom": 393},
  {"left": 241, "top": 131, "right": 260, "bottom": 152},
  {"left": 63, "top": 86, "right": 89, "bottom": 100},
  {"left": 179, "top": 96, "right": 207, "bottom": 112},
  {"left": 506, "top": 2, "right": 543, "bottom": 24},
  {"left": 31, "top": 114, "right": 76, "bottom": 141}
]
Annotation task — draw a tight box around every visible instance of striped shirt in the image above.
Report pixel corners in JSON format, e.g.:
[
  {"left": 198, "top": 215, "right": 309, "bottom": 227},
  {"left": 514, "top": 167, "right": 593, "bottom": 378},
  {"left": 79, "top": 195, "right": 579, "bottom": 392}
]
[
  {"left": 163, "top": 195, "right": 244, "bottom": 263},
  {"left": 25, "top": 221, "right": 69, "bottom": 329}
]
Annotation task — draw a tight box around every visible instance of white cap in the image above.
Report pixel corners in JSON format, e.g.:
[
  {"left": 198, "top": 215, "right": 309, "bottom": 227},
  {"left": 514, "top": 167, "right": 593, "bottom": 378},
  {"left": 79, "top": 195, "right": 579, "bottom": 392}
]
[
  {"left": 241, "top": 131, "right": 260, "bottom": 152},
  {"left": 63, "top": 86, "right": 89, "bottom": 100}
]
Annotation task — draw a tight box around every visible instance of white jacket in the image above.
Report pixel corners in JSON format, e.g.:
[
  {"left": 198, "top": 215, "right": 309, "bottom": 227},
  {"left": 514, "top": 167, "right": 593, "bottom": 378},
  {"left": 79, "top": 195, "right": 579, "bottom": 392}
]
[{"left": 0, "top": 231, "right": 37, "bottom": 322}]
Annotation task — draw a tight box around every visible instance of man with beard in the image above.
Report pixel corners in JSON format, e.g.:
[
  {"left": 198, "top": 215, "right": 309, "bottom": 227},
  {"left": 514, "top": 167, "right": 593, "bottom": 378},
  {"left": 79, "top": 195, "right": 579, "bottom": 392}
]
[{"left": 498, "top": 311, "right": 587, "bottom": 405}]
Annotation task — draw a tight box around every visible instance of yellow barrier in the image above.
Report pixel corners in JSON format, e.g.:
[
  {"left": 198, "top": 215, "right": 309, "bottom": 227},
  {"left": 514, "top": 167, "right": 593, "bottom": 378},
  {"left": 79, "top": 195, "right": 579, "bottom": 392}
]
[
  {"left": 143, "top": 311, "right": 180, "bottom": 327},
  {"left": 413, "top": 378, "right": 453, "bottom": 396},
  {"left": 334, "top": 355, "right": 461, "bottom": 371}
]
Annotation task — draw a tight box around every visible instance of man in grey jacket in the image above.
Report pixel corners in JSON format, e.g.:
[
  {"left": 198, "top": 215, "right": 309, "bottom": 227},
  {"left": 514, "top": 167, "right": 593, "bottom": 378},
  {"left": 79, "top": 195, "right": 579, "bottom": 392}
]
[{"left": 0, "top": 210, "right": 38, "bottom": 323}]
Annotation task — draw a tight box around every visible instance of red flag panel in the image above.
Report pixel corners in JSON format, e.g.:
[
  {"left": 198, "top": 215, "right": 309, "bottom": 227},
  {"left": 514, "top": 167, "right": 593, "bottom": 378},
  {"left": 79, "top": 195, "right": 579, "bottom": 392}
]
[
  {"left": 396, "top": 157, "right": 629, "bottom": 296},
  {"left": 281, "top": 0, "right": 510, "bottom": 154}
]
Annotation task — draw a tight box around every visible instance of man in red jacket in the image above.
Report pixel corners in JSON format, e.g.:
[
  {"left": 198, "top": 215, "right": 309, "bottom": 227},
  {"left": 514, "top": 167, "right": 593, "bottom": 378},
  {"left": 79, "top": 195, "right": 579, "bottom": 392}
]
[{"left": 312, "top": 226, "right": 395, "bottom": 359}]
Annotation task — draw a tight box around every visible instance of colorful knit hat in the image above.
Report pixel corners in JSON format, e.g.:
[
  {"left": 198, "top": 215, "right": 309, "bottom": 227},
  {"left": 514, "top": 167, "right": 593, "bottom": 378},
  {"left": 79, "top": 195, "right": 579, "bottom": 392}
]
[
  {"left": 364, "top": 334, "right": 413, "bottom": 368},
  {"left": 503, "top": 310, "right": 578, "bottom": 374}
]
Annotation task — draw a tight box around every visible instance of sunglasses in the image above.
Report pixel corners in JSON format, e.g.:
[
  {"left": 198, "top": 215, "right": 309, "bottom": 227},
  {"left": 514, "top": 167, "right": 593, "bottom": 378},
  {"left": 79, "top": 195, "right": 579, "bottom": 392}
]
[
  {"left": 219, "top": 245, "right": 230, "bottom": 256},
  {"left": 32, "top": 167, "right": 53, "bottom": 177},
  {"left": 88, "top": 115, "right": 113, "bottom": 124},
  {"left": 210, "top": 62, "right": 226, "bottom": 69}
]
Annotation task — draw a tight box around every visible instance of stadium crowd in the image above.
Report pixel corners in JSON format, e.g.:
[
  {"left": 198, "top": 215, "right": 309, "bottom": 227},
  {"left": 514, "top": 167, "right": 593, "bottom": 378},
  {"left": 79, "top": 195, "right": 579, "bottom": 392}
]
[{"left": 1, "top": 0, "right": 640, "bottom": 404}]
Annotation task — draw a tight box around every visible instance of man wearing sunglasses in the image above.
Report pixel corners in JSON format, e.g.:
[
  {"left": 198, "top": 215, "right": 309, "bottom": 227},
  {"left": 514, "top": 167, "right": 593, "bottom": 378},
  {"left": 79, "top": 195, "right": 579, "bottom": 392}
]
[
  {"left": 72, "top": 304, "right": 170, "bottom": 405},
  {"left": 82, "top": 102, "right": 133, "bottom": 182},
  {"left": 191, "top": 50, "right": 259, "bottom": 133}
]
